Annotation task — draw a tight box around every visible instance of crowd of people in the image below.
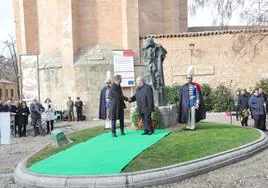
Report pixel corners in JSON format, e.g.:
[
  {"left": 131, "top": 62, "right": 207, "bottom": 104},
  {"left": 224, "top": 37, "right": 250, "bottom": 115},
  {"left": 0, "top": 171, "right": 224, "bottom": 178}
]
[
  {"left": 1, "top": 74, "right": 267, "bottom": 139},
  {"left": 0, "top": 96, "right": 84, "bottom": 137},
  {"left": 234, "top": 88, "right": 267, "bottom": 131}
]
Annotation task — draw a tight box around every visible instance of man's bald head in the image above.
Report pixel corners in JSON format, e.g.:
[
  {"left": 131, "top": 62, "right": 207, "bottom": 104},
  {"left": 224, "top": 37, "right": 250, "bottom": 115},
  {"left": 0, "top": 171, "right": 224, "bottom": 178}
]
[{"left": 136, "top": 76, "right": 144, "bottom": 88}]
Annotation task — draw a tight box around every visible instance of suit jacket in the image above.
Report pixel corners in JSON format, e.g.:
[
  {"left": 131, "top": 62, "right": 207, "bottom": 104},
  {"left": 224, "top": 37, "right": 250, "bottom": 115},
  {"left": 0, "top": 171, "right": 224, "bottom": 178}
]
[
  {"left": 130, "top": 84, "right": 154, "bottom": 114},
  {"left": 109, "top": 83, "right": 128, "bottom": 120}
]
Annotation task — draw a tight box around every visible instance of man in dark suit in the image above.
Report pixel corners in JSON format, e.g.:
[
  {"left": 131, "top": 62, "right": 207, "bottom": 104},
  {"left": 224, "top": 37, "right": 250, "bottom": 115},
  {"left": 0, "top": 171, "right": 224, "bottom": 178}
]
[
  {"left": 109, "top": 75, "right": 128, "bottom": 137},
  {"left": 75, "top": 97, "right": 83, "bottom": 121},
  {"left": 129, "top": 77, "right": 155, "bottom": 135}
]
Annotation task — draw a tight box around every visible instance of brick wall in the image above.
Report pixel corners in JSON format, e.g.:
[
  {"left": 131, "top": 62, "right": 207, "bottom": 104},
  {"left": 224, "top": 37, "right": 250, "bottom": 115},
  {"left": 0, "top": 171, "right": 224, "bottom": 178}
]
[
  {"left": 0, "top": 83, "right": 18, "bottom": 102},
  {"left": 140, "top": 30, "right": 268, "bottom": 91}
]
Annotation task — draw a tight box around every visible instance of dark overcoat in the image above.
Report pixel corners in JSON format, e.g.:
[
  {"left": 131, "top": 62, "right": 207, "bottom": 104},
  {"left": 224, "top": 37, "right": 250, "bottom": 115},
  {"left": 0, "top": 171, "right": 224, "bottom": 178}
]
[
  {"left": 99, "top": 87, "right": 107, "bottom": 120},
  {"left": 238, "top": 95, "right": 249, "bottom": 114},
  {"left": 130, "top": 84, "right": 154, "bottom": 114},
  {"left": 109, "top": 83, "right": 128, "bottom": 120},
  {"left": 17, "top": 106, "right": 30, "bottom": 125},
  {"left": 177, "top": 83, "right": 206, "bottom": 123}
]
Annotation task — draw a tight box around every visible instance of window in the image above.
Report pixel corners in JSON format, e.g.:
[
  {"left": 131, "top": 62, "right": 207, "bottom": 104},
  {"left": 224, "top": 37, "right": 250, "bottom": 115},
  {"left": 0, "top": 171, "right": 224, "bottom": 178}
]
[
  {"left": 5, "top": 89, "right": 8, "bottom": 98},
  {"left": 11, "top": 89, "right": 14, "bottom": 97}
]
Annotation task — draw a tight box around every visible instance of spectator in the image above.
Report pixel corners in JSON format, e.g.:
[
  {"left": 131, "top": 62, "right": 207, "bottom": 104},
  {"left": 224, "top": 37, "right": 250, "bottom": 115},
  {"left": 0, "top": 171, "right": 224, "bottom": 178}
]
[
  {"left": 30, "top": 98, "right": 45, "bottom": 136},
  {"left": 4, "top": 100, "right": 18, "bottom": 135},
  {"left": 238, "top": 89, "right": 250, "bottom": 126},
  {"left": 75, "top": 97, "right": 83, "bottom": 121},
  {"left": 67, "top": 97, "right": 74, "bottom": 121},
  {"left": 249, "top": 88, "right": 266, "bottom": 131},
  {"left": 4, "top": 100, "right": 17, "bottom": 113},
  {"left": 44, "top": 98, "right": 55, "bottom": 134},
  {"left": 0, "top": 99, "right": 4, "bottom": 112},
  {"left": 17, "top": 101, "right": 30, "bottom": 137},
  {"left": 234, "top": 90, "right": 240, "bottom": 121}
]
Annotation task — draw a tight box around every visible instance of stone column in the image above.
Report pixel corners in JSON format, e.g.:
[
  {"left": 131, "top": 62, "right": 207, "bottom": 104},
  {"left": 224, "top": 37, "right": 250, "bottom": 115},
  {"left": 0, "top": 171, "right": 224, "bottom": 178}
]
[
  {"left": 121, "top": 0, "right": 140, "bottom": 62},
  {"left": 13, "top": 0, "right": 39, "bottom": 54},
  {"left": 59, "top": 0, "right": 75, "bottom": 94}
]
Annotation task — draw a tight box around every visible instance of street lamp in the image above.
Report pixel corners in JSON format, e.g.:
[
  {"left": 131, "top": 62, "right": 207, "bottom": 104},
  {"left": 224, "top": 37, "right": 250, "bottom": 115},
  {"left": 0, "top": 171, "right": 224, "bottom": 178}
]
[{"left": 189, "top": 43, "right": 195, "bottom": 65}]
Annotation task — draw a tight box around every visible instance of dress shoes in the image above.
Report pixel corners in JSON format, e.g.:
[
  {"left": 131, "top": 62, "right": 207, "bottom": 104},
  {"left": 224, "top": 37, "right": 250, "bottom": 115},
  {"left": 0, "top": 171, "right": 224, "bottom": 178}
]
[
  {"left": 142, "top": 132, "right": 149, "bottom": 135},
  {"left": 148, "top": 130, "right": 154, "bottom": 135}
]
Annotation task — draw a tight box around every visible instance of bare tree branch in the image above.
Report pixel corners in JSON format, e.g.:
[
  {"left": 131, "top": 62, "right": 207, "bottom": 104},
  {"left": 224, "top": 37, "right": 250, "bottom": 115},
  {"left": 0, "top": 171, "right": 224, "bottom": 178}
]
[
  {"left": 190, "top": 0, "right": 268, "bottom": 26},
  {"left": 0, "top": 35, "right": 20, "bottom": 99}
]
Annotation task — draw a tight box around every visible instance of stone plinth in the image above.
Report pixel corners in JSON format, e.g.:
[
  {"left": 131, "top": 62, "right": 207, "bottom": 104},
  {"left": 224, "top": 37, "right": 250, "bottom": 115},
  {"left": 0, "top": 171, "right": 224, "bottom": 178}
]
[
  {"left": 51, "top": 129, "right": 69, "bottom": 147},
  {"left": 158, "top": 104, "right": 178, "bottom": 129}
]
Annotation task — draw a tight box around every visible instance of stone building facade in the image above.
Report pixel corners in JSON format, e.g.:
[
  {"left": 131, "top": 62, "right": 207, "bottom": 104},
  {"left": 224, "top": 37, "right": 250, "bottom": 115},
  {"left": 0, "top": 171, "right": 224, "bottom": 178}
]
[
  {"left": 140, "top": 28, "right": 268, "bottom": 90},
  {"left": 0, "top": 79, "right": 18, "bottom": 102},
  {"left": 13, "top": 0, "right": 188, "bottom": 119}
]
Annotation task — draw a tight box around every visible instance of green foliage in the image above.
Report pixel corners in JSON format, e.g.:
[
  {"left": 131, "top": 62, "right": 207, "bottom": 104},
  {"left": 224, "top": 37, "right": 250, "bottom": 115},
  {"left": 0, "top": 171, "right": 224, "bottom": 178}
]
[
  {"left": 131, "top": 112, "right": 141, "bottom": 127},
  {"left": 164, "top": 84, "right": 181, "bottom": 104},
  {"left": 131, "top": 107, "right": 161, "bottom": 129},
  {"left": 152, "top": 107, "right": 161, "bottom": 128},
  {"left": 256, "top": 79, "right": 268, "bottom": 94},
  {"left": 212, "top": 85, "right": 234, "bottom": 112},
  {"left": 200, "top": 83, "right": 214, "bottom": 111}
]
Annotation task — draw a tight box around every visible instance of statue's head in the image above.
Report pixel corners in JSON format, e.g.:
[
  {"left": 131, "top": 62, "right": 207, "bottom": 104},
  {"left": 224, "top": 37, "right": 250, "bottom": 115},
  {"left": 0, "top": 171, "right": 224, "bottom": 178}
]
[{"left": 147, "top": 37, "right": 154, "bottom": 45}]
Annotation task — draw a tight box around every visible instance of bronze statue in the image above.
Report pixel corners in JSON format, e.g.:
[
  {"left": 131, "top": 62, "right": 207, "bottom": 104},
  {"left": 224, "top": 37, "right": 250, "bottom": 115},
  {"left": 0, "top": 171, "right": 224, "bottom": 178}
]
[{"left": 142, "top": 37, "right": 167, "bottom": 106}]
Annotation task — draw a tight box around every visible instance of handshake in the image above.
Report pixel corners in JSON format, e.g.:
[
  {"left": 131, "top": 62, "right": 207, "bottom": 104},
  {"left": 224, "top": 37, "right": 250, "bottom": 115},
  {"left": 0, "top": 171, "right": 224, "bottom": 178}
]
[{"left": 127, "top": 98, "right": 132, "bottom": 103}]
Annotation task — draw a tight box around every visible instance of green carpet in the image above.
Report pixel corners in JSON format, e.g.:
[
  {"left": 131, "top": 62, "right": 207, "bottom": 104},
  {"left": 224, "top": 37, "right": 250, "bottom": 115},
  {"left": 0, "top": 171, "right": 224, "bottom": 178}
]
[{"left": 29, "top": 129, "right": 171, "bottom": 175}]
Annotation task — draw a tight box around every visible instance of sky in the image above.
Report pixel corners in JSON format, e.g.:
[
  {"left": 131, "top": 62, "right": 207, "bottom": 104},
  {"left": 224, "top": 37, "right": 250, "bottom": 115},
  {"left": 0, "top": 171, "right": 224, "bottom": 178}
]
[
  {"left": 0, "top": 1, "right": 14, "bottom": 41},
  {"left": 0, "top": 0, "right": 248, "bottom": 42}
]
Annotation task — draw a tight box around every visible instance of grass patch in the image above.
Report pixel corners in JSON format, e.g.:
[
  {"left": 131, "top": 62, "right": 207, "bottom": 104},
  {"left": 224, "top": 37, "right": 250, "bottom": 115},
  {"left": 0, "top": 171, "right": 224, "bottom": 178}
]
[
  {"left": 27, "top": 126, "right": 109, "bottom": 167},
  {"left": 122, "top": 122, "right": 261, "bottom": 172}
]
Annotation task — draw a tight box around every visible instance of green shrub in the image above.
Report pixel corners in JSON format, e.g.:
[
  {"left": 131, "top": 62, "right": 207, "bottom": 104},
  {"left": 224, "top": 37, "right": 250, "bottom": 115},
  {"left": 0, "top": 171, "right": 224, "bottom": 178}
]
[
  {"left": 152, "top": 107, "right": 161, "bottom": 128},
  {"left": 131, "top": 107, "right": 161, "bottom": 129},
  {"left": 164, "top": 84, "right": 181, "bottom": 104},
  {"left": 131, "top": 112, "right": 141, "bottom": 127},
  {"left": 212, "top": 85, "right": 234, "bottom": 112},
  {"left": 200, "top": 83, "right": 214, "bottom": 112},
  {"left": 256, "top": 79, "right": 268, "bottom": 94}
]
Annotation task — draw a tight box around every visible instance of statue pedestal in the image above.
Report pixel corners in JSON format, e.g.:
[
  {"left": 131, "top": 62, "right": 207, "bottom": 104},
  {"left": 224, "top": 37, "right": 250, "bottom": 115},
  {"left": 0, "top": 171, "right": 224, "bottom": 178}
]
[{"left": 158, "top": 104, "right": 178, "bottom": 129}]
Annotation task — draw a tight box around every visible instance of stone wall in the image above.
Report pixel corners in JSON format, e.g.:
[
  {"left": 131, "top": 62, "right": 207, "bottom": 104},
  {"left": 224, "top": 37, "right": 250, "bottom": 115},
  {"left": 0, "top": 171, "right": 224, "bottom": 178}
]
[
  {"left": 139, "top": 0, "right": 187, "bottom": 36},
  {"left": 140, "top": 29, "right": 268, "bottom": 91}
]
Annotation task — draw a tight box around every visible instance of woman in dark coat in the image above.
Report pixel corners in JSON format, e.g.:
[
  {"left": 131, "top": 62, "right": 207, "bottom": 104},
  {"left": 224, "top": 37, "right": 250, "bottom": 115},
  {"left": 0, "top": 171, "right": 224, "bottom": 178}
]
[
  {"left": 238, "top": 89, "right": 250, "bottom": 126},
  {"left": 109, "top": 75, "right": 128, "bottom": 137},
  {"left": 17, "top": 101, "right": 30, "bottom": 137}
]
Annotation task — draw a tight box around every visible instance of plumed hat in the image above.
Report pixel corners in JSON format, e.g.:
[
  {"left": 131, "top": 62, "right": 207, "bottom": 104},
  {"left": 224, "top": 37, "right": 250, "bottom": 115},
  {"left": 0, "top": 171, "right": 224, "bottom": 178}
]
[
  {"left": 186, "top": 65, "right": 194, "bottom": 79},
  {"left": 105, "top": 71, "right": 112, "bottom": 83}
]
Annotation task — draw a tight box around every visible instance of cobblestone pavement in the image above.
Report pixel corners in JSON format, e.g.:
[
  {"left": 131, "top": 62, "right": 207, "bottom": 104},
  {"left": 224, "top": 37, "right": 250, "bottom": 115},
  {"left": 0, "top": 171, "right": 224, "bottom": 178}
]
[{"left": 1, "top": 114, "right": 267, "bottom": 188}]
